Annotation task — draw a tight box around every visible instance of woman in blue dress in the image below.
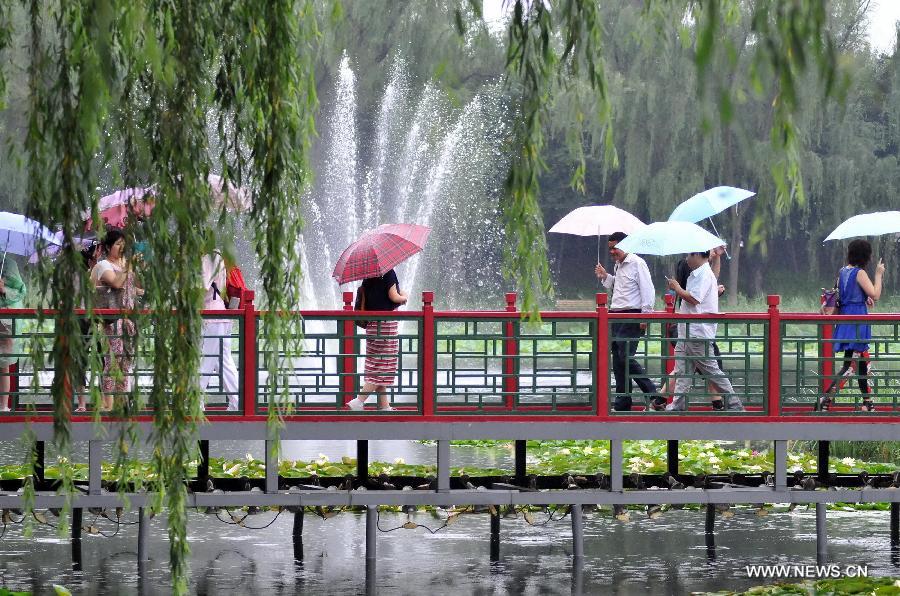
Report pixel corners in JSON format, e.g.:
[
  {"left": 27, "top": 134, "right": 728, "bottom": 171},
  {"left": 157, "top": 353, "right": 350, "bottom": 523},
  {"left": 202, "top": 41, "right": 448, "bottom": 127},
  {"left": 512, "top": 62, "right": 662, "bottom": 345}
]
[{"left": 817, "top": 239, "right": 885, "bottom": 412}]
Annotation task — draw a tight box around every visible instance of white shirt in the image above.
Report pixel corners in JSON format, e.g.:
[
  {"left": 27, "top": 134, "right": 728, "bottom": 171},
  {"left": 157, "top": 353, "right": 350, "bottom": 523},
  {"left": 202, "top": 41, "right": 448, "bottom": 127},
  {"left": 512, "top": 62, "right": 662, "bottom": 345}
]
[
  {"left": 677, "top": 261, "right": 718, "bottom": 340},
  {"left": 201, "top": 253, "right": 227, "bottom": 309},
  {"left": 601, "top": 252, "right": 655, "bottom": 312}
]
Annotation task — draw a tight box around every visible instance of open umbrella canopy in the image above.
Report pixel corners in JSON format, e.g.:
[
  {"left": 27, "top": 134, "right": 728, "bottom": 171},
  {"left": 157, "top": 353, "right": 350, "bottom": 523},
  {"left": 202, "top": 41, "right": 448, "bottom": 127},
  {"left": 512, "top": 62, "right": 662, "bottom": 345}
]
[
  {"left": 668, "top": 186, "right": 756, "bottom": 223},
  {"left": 548, "top": 205, "right": 646, "bottom": 236},
  {"left": 0, "top": 212, "right": 60, "bottom": 257},
  {"left": 85, "top": 187, "right": 155, "bottom": 230},
  {"left": 614, "top": 221, "right": 725, "bottom": 256},
  {"left": 208, "top": 174, "right": 251, "bottom": 212},
  {"left": 332, "top": 223, "right": 431, "bottom": 285},
  {"left": 824, "top": 211, "right": 900, "bottom": 242},
  {"left": 28, "top": 232, "right": 95, "bottom": 264}
]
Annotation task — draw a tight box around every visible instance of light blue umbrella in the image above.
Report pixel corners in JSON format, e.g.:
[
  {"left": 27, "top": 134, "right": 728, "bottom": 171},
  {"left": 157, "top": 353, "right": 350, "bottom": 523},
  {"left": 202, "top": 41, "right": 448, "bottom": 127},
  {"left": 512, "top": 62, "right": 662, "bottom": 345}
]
[
  {"left": 614, "top": 221, "right": 726, "bottom": 256},
  {"left": 824, "top": 211, "right": 900, "bottom": 241},
  {"left": 668, "top": 186, "right": 755, "bottom": 259},
  {"left": 668, "top": 186, "right": 756, "bottom": 223}
]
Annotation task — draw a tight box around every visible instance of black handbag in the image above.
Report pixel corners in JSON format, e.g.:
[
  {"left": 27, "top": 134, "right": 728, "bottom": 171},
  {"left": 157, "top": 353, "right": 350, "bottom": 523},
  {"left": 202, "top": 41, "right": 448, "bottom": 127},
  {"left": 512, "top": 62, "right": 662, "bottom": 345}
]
[{"left": 354, "top": 286, "right": 368, "bottom": 329}]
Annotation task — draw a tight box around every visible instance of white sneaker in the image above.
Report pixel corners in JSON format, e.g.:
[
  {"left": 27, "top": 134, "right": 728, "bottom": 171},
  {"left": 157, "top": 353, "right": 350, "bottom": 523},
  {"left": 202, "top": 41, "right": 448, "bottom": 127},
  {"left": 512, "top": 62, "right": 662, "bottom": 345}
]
[
  {"left": 378, "top": 406, "right": 395, "bottom": 412},
  {"left": 346, "top": 398, "right": 365, "bottom": 411}
]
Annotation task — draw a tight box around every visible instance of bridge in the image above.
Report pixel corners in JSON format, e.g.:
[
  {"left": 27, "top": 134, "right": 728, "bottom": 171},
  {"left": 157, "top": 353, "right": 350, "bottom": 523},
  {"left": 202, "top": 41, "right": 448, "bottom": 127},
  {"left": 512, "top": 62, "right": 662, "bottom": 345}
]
[{"left": 0, "top": 291, "right": 898, "bottom": 564}]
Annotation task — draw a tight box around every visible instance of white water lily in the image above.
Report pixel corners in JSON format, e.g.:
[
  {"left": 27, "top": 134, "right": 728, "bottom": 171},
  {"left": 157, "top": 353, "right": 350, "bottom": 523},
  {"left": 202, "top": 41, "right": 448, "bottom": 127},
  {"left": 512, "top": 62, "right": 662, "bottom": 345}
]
[
  {"left": 639, "top": 445, "right": 652, "bottom": 455},
  {"left": 840, "top": 457, "right": 856, "bottom": 466},
  {"left": 246, "top": 453, "right": 254, "bottom": 462},
  {"left": 560, "top": 448, "right": 571, "bottom": 455},
  {"left": 393, "top": 457, "right": 406, "bottom": 465},
  {"left": 582, "top": 446, "right": 594, "bottom": 455},
  {"left": 318, "top": 453, "right": 329, "bottom": 462},
  {"left": 708, "top": 456, "right": 721, "bottom": 464},
  {"left": 748, "top": 465, "right": 763, "bottom": 472},
  {"left": 737, "top": 450, "right": 751, "bottom": 458}
]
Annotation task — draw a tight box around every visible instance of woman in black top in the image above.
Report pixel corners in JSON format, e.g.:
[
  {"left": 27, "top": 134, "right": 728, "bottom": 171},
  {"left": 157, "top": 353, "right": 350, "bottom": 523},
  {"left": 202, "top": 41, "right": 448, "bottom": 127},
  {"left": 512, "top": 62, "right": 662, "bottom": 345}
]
[{"left": 346, "top": 269, "right": 408, "bottom": 411}]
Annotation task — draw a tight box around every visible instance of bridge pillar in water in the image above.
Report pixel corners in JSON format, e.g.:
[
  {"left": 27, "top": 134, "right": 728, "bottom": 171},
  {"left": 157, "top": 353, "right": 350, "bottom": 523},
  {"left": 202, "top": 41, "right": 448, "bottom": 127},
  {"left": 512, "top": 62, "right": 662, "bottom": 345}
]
[
  {"left": 817, "top": 441, "right": 830, "bottom": 486},
  {"left": 138, "top": 507, "right": 149, "bottom": 562},
  {"left": 666, "top": 440, "right": 678, "bottom": 477},
  {"left": 571, "top": 505, "right": 584, "bottom": 559},
  {"left": 71, "top": 508, "right": 83, "bottom": 571},
  {"left": 490, "top": 508, "right": 500, "bottom": 561},
  {"left": 366, "top": 506, "right": 377, "bottom": 560},
  {"left": 705, "top": 504, "right": 715, "bottom": 561},
  {"left": 514, "top": 440, "right": 526, "bottom": 485},
  {"left": 357, "top": 440, "right": 369, "bottom": 483},
  {"left": 890, "top": 503, "right": 899, "bottom": 566},
  {"left": 293, "top": 508, "right": 305, "bottom": 562},
  {"left": 816, "top": 503, "right": 827, "bottom": 564}
]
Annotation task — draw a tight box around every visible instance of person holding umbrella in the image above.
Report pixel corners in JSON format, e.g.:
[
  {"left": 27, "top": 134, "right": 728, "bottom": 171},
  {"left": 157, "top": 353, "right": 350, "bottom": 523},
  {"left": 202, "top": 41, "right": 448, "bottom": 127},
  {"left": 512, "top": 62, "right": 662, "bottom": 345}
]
[
  {"left": 594, "top": 231, "right": 659, "bottom": 411},
  {"left": 665, "top": 251, "right": 744, "bottom": 412},
  {"left": 816, "top": 239, "right": 885, "bottom": 412},
  {"left": 0, "top": 260, "right": 26, "bottom": 412},
  {"left": 345, "top": 269, "right": 408, "bottom": 411},
  {"left": 333, "top": 223, "right": 429, "bottom": 412}
]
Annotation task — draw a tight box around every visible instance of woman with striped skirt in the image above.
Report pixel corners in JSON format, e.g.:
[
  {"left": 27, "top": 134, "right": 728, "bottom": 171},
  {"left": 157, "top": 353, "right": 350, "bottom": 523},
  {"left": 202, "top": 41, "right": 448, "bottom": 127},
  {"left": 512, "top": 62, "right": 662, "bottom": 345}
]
[{"left": 346, "top": 269, "right": 407, "bottom": 411}]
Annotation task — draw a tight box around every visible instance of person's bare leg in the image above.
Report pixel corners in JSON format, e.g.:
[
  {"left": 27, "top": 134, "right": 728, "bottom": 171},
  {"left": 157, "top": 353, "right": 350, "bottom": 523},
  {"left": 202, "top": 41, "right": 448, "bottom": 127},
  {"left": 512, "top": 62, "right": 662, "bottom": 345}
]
[
  {"left": 359, "top": 382, "right": 377, "bottom": 404},
  {"left": 376, "top": 386, "right": 390, "bottom": 409}
]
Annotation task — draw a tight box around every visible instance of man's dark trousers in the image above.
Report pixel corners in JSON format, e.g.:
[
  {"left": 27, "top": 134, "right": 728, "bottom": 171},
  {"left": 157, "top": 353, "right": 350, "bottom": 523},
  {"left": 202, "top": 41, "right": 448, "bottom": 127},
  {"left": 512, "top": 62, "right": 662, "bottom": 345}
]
[{"left": 610, "top": 313, "right": 657, "bottom": 411}]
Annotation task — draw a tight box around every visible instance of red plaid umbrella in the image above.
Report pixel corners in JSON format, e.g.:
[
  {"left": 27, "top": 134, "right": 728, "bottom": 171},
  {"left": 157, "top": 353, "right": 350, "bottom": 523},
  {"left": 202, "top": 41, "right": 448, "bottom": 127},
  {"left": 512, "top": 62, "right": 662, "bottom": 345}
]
[{"left": 332, "top": 223, "right": 431, "bottom": 285}]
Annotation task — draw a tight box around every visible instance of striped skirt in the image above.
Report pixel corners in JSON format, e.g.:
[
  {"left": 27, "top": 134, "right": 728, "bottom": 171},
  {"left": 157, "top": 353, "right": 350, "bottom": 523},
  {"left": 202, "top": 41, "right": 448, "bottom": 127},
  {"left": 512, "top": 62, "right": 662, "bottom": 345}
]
[{"left": 364, "top": 320, "right": 399, "bottom": 386}]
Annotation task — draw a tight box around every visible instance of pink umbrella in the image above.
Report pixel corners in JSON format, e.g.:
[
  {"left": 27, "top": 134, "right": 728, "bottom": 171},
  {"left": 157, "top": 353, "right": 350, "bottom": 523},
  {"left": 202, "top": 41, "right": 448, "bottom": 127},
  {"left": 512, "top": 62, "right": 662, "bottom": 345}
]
[
  {"left": 84, "top": 187, "right": 154, "bottom": 230},
  {"left": 208, "top": 174, "right": 251, "bottom": 212},
  {"left": 332, "top": 223, "right": 431, "bottom": 285},
  {"left": 548, "top": 205, "right": 646, "bottom": 262}
]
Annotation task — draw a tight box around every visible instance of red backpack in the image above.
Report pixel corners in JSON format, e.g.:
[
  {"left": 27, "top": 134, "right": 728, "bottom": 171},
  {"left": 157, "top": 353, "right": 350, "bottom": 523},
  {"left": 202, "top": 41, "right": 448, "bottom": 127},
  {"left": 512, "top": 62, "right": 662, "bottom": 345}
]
[{"left": 225, "top": 266, "right": 247, "bottom": 308}]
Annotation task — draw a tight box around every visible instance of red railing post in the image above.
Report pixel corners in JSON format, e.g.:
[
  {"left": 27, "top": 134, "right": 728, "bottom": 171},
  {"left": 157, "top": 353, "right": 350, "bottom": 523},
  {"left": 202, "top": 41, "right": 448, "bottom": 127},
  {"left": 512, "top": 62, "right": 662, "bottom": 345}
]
[
  {"left": 503, "top": 292, "right": 518, "bottom": 410},
  {"left": 341, "top": 291, "right": 357, "bottom": 407},
  {"left": 596, "top": 293, "right": 609, "bottom": 417},
  {"left": 767, "top": 295, "right": 782, "bottom": 417},
  {"left": 820, "top": 323, "right": 834, "bottom": 394},
  {"left": 242, "top": 290, "right": 257, "bottom": 417},
  {"left": 421, "top": 291, "right": 435, "bottom": 417}
]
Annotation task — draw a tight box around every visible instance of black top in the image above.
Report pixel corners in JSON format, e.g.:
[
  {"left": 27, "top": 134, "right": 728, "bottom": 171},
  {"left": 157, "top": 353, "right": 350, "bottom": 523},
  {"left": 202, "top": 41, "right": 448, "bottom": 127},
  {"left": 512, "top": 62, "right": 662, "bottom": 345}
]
[
  {"left": 361, "top": 269, "right": 400, "bottom": 311},
  {"left": 674, "top": 258, "right": 691, "bottom": 307}
]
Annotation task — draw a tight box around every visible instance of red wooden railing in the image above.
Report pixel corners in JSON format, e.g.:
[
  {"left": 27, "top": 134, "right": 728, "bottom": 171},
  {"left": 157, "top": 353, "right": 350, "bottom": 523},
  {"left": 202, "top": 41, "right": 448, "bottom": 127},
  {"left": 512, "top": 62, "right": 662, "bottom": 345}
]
[{"left": 0, "top": 291, "right": 898, "bottom": 424}]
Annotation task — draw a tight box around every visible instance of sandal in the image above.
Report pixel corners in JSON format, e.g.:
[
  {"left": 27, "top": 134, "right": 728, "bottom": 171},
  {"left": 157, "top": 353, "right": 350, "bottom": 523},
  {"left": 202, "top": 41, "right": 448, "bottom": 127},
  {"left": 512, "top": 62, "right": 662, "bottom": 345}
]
[
  {"left": 814, "top": 395, "right": 833, "bottom": 412},
  {"left": 859, "top": 400, "right": 876, "bottom": 412},
  {"left": 74, "top": 406, "right": 87, "bottom": 413}
]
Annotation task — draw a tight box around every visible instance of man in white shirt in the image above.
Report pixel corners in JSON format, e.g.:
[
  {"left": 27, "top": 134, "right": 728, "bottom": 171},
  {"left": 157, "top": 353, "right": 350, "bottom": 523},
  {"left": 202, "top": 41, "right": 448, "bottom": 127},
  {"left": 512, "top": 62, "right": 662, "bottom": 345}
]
[
  {"left": 200, "top": 252, "right": 239, "bottom": 411},
  {"left": 594, "top": 232, "right": 660, "bottom": 411},
  {"left": 665, "top": 251, "right": 744, "bottom": 411}
]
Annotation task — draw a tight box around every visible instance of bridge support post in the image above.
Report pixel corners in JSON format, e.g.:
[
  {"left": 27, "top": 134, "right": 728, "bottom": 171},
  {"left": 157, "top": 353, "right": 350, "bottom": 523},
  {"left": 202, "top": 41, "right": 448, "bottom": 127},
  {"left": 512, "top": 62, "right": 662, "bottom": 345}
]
[
  {"left": 816, "top": 503, "right": 827, "bottom": 564},
  {"left": 366, "top": 506, "right": 377, "bottom": 560},
  {"left": 88, "top": 440, "right": 102, "bottom": 495},
  {"left": 774, "top": 440, "right": 788, "bottom": 491},
  {"left": 138, "top": 507, "right": 149, "bottom": 562},
  {"left": 514, "top": 440, "right": 526, "bottom": 484},
  {"left": 490, "top": 508, "right": 500, "bottom": 561},
  {"left": 198, "top": 440, "right": 210, "bottom": 481},
  {"left": 817, "top": 441, "right": 830, "bottom": 486},
  {"left": 610, "top": 440, "right": 623, "bottom": 492},
  {"left": 437, "top": 440, "right": 450, "bottom": 492},
  {"left": 293, "top": 508, "right": 304, "bottom": 561},
  {"left": 265, "top": 440, "right": 278, "bottom": 493},
  {"left": 71, "top": 507, "right": 83, "bottom": 571},
  {"left": 35, "top": 441, "right": 45, "bottom": 484},
  {"left": 705, "top": 504, "right": 716, "bottom": 560},
  {"left": 571, "top": 505, "right": 584, "bottom": 559},
  {"left": 666, "top": 440, "right": 678, "bottom": 477},
  {"left": 357, "top": 440, "right": 369, "bottom": 483},
  {"left": 890, "top": 503, "right": 898, "bottom": 560}
]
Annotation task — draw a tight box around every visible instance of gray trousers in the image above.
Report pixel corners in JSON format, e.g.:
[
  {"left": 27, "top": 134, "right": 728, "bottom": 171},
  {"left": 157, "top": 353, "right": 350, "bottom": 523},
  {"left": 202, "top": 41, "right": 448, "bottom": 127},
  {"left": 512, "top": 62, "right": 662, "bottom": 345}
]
[{"left": 668, "top": 340, "right": 742, "bottom": 410}]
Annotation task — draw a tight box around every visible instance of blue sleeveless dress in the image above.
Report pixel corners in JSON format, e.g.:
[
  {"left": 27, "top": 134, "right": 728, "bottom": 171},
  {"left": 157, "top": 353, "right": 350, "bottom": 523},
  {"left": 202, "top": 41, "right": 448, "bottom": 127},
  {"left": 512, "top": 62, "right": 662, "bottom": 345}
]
[{"left": 832, "top": 266, "right": 870, "bottom": 352}]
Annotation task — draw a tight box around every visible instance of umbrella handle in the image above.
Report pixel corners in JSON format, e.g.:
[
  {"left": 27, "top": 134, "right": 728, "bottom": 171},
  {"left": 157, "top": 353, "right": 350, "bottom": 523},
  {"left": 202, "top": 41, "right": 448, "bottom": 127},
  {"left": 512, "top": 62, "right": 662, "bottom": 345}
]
[{"left": 707, "top": 218, "right": 731, "bottom": 260}]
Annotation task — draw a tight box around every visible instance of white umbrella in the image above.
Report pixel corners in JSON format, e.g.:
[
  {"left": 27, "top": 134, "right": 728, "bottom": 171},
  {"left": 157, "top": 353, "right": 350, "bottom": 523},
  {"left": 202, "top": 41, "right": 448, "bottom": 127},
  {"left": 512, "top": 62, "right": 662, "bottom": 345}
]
[
  {"left": 208, "top": 174, "right": 251, "bottom": 212},
  {"left": 548, "top": 205, "right": 646, "bottom": 262},
  {"left": 824, "top": 211, "right": 900, "bottom": 241},
  {"left": 614, "top": 221, "right": 726, "bottom": 256},
  {"left": 0, "top": 212, "right": 60, "bottom": 275}
]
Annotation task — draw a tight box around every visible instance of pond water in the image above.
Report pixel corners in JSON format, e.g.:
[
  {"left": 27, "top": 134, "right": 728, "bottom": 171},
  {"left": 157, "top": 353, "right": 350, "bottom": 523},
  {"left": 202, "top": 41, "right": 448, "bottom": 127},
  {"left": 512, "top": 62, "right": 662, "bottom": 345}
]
[{"left": 0, "top": 441, "right": 898, "bottom": 595}]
